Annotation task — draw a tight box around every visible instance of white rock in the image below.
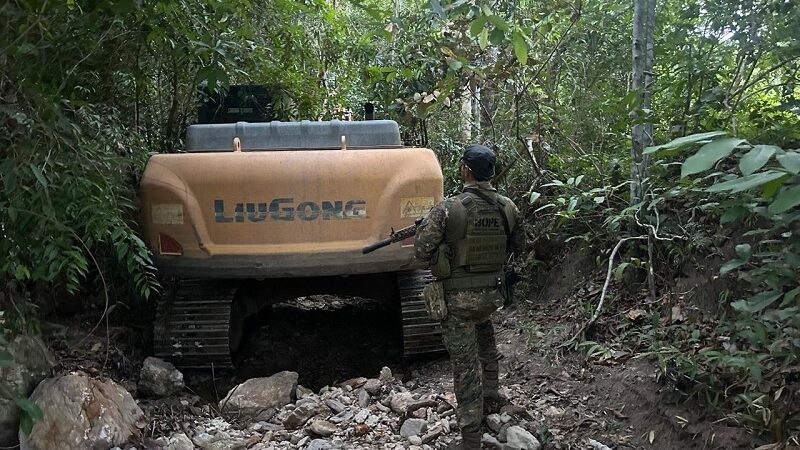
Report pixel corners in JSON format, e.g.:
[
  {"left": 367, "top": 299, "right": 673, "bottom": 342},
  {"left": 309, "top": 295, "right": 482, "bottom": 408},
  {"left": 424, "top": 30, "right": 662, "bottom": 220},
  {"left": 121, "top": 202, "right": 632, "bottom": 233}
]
[
  {"left": 399, "top": 419, "right": 427, "bottom": 438},
  {"left": 408, "top": 435, "right": 422, "bottom": 445},
  {"left": 0, "top": 334, "right": 55, "bottom": 447},
  {"left": 19, "top": 373, "right": 144, "bottom": 450},
  {"left": 138, "top": 356, "right": 184, "bottom": 397},
  {"left": 364, "top": 379, "right": 382, "bottom": 395},
  {"left": 307, "top": 439, "right": 332, "bottom": 450},
  {"left": 379, "top": 367, "right": 394, "bottom": 383},
  {"left": 308, "top": 419, "right": 337, "bottom": 437},
  {"left": 504, "top": 426, "right": 541, "bottom": 450},
  {"left": 482, "top": 433, "right": 503, "bottom": 449},
  {"left": 219, "top": 372, "right": 297, "bottom": 420},
  {"left": 164, "top": 432, "right": 194, "bottom": 450},
  {"left": 389, "top": 392, "right": 415, "bottom": 415},
  {"left": 486, "top": 414, "right": 503, "bottom": 433}
]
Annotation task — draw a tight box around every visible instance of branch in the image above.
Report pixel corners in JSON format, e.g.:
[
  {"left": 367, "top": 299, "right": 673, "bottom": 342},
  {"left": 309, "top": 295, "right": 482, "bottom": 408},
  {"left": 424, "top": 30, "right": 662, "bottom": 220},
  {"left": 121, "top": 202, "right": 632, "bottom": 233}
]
[{"left": 562, "top": 236, "right": 648, "bottom": 347}]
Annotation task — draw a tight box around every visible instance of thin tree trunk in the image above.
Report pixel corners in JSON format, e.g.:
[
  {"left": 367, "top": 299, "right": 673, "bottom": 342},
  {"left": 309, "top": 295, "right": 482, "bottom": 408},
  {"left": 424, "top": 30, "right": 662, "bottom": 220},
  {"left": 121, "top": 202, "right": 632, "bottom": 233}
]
[{"left": 630, "top": 0, "right": 656, "bottom": 207}]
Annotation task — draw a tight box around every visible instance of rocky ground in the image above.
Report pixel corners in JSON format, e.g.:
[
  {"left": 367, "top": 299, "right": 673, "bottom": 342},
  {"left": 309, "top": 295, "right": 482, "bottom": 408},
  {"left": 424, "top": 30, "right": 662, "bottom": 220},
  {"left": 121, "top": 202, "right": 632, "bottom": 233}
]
[{"left": 2, "top": 281, "right": 768, "bottom": 450}]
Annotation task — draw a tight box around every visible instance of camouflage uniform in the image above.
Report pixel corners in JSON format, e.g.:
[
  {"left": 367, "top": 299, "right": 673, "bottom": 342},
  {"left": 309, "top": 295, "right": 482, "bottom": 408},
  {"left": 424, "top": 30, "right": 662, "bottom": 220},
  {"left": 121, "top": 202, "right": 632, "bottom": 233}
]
[{"left": 415, "top": 181, "right": 525, "bottom": 433}]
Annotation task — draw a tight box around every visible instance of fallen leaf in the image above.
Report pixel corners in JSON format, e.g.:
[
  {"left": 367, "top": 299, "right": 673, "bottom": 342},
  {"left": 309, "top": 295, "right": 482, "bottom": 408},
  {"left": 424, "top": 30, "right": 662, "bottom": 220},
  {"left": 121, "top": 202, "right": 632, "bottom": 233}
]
[
  {"left": 648, "top": 430, "right": 655, "bottom": 444},
  {"left": 90, "top": 342, "right": 102, "bottom": 352}
]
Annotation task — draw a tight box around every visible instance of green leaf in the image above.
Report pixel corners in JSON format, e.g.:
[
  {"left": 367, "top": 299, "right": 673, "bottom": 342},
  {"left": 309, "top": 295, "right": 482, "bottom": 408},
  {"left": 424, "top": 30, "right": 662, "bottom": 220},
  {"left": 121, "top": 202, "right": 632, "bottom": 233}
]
[
  {"left": 681, "top": 138, "right": 745, "bottom": 177},
  {"left": 19, "top": 413, "right": 32, "bottom": 435},
  {"left": 720, "top": 206, "right": 747, "bottom": 223},
  {"left": 776, "top": 151, "right": 800, "bottom": 174},
  {"left": 735, "top": 244, "right": 751, "bottom": 260},
  {"left": 731, "top": 291, "right": 782, "bottom": 314},
  {"left": 644, "top": 131, "right": 727, "bottom": 154},
  {"left": 486, "top": 15, "right": 509, "bottom": 31},
  {"left": 478, "top": 27, "right": 489, "bottom": 49},
  {"left": 739, "top": 145, "right": 777, "bottom": 176},
  {"left": 0, "top": 350, "right": 13, "bottom": 368},
  {"left": 469, "top": 17, "right": 487, "bottom": 37},
  {"left": 614, "top": 262, "right": 631, "bottom": 281},
  {"left": 767, "top": 184, "right": 800, "bottom": 215},
  {"left": 593, "top": 196, "right": 605, "bottom": 204},
  {"left": 15, "top": 398, "right": 43, "bottom": 421},
  {"left": 29, "top": 164, "right": 48, "bottom": 188},
  {"left": 489, "top": 28, "right": 505, "bottom": 45},
  {"left": 781, "top": 287, "right": 800, "bottom": 307},
  {"left": 720, "top": 259, "right": 746, "bottom": 275},
  {"left": 512, "top": 30, "right": 527, "bottom": 65},
  {"left": 707, "top": 171, "right": 787, "bottom": 193},
  {"left": 528, "top": 191, "right": 541, "bottom": 204}
]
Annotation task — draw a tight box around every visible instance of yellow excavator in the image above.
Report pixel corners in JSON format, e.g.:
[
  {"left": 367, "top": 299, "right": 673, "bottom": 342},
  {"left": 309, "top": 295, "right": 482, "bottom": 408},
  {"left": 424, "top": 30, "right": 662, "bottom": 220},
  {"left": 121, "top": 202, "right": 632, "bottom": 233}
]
[{"left": 139, "top": 94, "right": 444, "bottom": 368}]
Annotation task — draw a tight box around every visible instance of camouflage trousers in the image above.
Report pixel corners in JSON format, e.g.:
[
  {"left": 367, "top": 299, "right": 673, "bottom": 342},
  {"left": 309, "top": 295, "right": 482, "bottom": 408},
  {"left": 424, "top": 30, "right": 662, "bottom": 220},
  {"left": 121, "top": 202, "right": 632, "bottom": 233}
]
[{"left": 440, "top": 288, "right": 503, "bottom": 433}]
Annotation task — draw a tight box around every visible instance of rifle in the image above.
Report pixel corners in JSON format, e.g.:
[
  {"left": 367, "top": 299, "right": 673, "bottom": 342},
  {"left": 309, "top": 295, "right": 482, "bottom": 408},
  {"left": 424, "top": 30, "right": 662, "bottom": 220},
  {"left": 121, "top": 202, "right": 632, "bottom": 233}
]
[{"left": 362, "top": 218, "right": 424, "bottom": 254}]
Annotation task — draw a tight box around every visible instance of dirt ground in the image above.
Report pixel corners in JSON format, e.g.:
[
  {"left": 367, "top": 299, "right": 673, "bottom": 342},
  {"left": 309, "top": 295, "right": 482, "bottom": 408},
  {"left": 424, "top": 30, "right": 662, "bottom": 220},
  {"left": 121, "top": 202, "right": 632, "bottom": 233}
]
[{"left": 42, "top": 279, "right": 768, "bottom": 450}]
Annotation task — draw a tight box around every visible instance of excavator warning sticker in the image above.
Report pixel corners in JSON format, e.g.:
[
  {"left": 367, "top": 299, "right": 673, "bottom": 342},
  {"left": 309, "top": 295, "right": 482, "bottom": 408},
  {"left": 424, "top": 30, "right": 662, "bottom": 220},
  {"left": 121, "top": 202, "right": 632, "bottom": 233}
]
[
  {"left": 152, "top": 204, "right": 184, "bottom": 224},
  {"left": 400, "top": 197, "right": 435, "bottom": 218}
]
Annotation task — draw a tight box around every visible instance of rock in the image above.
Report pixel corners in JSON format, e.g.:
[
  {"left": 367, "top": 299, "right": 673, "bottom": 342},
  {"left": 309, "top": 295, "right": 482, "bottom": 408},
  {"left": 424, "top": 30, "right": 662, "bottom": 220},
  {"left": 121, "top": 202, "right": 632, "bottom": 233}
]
[
  {"left": 504, "top": 426, "right": 541, "bottom": 450},
  {"left": 307, "top": 438, "right": 332, "bottom": 450},
  {"left": 329, "top": 409, "right": 354, "bottom": 424},
  {"left": 353, "top": 409, "right": 369, "bottom": 424},
  {"left": 308, "top": 419, "right": 337, "bottom": 437},
  {"left": 19, "top": 373, "right": 144, "bottom": 450},
  {"left": 202, "top": 438, "right": 247, "bottom": 450},
  {"left": 364, "top": 379, "right": 382, "bottom": 395},
  {"left": 482, "top": 433, "right": 503, "bottom": 449},
  {"left": 282, "top": 401, "right": 317, "bottom": 430},
  {"left": 353, "top": 423, "right": 369, "bottom": 436},
  {"left": 399, "top": 419, "right": 427, "bottom": 438},
  {"left": 340, "top": 378, "right": 367, "bottom": 389},
  {"left": 0, "top": 334, "right": 55, "bottom": 447},
  {"left": 389, "top": 392, "right": 415, "bottom": 415},
  {"left": 421, "top": 424, "right": 442, "bottom": 444},
  {"left": 163, "top": 432, "right": 194, "bottom": 450},
  {"left": 219, "top": 371, "right": 297, "bottom": 420},
  {"left": 325, "top": 399, "right": 346, "bottom": 414},
  {"left": 498, "top": 423, "right": 511, "bottom": 442},
  {"left": 379, "top": 367, "right": 394, "bottom": 383},
  {"left": 408, "top": 435, "right": 422, "bottom": 445},
  {"left": 357, "top": 389, "right": 370, "bottom": 408},
  {"left": 296, "top": 385, "right": 314, "bottom": 399},
  {"left": 486, "top": 414, "right": 503, "bottom": 433},
  {"left": 138, "top": 356, "right": 184, "bottom": 397}
]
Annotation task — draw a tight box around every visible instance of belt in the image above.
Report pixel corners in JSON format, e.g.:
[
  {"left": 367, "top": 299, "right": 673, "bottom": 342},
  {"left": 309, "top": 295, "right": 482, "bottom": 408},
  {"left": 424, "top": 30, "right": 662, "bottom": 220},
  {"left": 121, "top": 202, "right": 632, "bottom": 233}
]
[{"left": 441, "top": 273, "right": 502, "bottom": 291}]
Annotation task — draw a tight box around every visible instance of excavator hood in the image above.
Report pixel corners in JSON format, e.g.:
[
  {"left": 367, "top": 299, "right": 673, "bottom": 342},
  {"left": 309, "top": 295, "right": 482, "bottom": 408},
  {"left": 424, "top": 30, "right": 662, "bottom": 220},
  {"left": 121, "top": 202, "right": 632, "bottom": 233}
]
[{"left": 138, "top": 120, "right": 443, "bottom": 278}]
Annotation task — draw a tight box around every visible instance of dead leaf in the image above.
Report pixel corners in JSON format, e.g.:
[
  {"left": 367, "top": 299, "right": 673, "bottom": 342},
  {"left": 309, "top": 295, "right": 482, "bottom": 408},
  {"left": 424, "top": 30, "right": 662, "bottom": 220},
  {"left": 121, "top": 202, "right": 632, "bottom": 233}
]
[
  {"left": 90, "top": 342, "right": 102, "bottom": 352},
  {"left": 648, "top": 430, "right": 655, "bottom": 444},
  {"left": 671, "top": 305, "right": 686, "bottom": 322},
  {"left": 626, "top": 309, "right": 646, "bottom": 321}
]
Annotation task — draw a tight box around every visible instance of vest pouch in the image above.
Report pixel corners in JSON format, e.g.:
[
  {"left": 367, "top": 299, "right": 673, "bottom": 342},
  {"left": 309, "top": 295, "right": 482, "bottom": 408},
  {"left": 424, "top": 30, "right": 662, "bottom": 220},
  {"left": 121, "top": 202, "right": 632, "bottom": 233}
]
[
  {"left": 422, "top": 281, "right": 448, "bottom": 321},
  {"left": 430, "top": 243, "right": 452, "bottom": 278}
]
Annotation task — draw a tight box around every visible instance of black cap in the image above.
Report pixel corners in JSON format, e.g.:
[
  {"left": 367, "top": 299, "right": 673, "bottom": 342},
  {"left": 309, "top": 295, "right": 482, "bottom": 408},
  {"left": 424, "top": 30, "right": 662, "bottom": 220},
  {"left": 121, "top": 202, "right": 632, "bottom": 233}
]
[{"left": 461, "top": 144, "right": 496, "bottom": 181}]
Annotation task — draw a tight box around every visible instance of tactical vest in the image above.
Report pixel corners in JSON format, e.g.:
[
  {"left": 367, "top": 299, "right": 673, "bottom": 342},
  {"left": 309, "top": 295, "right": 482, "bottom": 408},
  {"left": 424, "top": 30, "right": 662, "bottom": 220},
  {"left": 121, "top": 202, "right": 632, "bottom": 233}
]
[{"left": 437, "top": 189, "right": 516, "bottom": 288}]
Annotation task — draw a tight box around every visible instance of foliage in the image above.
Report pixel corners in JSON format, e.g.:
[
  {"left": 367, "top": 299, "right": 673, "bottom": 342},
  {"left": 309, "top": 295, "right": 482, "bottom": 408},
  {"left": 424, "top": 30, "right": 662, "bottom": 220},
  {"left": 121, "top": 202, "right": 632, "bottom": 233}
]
[{"left": 0, "top": 332, "right": 44, "bottom": 436}]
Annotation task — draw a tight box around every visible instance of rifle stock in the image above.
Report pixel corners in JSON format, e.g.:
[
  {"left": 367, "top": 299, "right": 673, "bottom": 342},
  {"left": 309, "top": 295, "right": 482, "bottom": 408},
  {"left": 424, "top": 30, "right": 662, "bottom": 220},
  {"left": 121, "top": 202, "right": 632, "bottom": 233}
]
[{"left": 362, "top": 218, "right": 423, "bottom": 254}]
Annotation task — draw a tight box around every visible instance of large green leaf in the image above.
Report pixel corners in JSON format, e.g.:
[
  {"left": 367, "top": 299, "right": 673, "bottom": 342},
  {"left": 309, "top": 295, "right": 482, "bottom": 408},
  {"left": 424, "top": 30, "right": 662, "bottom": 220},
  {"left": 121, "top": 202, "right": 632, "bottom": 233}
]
[
  {"left": 644, "top": 131, "right": 727, "bottom": 154},
  {"left": 469, "top": 17, "right": 486, "bottom": 37},
  {"left": 707, "top": 171, "right": 787, "bottom": 193},
  {"left": 739, "top": 145, "right": 777, "bottom": 176},
  {"left": 512, "top": 30, "right": 528, "bottom": 65},
  {"left": 681, "top": 138, "right": 745, "bottom": 177},
  {"left": 486, "top": 15, "right": 509, "bottom": 31},
  {"left": 15, "top": 398, "right": 43, "bottom": 421},
  {"left": 776, "top": 151, "right": 800, "bottom": 174},
  {"left": 767, "top": 184, "right": 800, "bottom": 215},
  {"left": 731, "top": 291, "right": 782, "bottom": 314}
]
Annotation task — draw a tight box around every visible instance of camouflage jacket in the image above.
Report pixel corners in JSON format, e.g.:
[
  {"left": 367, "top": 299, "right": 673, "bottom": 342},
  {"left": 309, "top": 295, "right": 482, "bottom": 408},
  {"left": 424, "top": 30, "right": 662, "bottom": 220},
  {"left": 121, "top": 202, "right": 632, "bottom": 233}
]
[{"left": 414, "top": 181, "right": 526, "bottom": 266}]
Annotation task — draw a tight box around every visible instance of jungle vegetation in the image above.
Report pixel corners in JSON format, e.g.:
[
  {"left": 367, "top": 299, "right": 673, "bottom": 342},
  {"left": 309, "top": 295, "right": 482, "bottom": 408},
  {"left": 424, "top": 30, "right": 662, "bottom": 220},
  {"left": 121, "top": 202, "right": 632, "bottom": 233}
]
[{"left": 1, "top": 0, "right": 799, "bottom": 440}]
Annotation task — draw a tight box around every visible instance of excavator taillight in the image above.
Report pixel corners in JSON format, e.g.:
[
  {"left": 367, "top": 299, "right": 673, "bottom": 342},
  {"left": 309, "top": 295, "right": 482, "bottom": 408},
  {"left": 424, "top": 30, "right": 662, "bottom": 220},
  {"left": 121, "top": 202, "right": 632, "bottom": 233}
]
[{"left": 158, "top": 233, "right": 183, "bottom": 255}]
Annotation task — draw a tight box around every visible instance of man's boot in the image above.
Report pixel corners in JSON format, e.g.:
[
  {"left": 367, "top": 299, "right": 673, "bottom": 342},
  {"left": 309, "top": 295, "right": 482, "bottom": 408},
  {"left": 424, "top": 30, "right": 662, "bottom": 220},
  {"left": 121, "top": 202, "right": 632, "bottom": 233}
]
[{"left": 445, "top": 431, "right": 482, "bottom": 450}]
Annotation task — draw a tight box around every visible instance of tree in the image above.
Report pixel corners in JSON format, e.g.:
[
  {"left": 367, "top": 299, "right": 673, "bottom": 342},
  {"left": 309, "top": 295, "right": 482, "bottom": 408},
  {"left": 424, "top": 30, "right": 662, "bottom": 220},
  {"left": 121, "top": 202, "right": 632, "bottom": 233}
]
[{"left": 630, "top": 0, "right": 656, "bottom": 206}]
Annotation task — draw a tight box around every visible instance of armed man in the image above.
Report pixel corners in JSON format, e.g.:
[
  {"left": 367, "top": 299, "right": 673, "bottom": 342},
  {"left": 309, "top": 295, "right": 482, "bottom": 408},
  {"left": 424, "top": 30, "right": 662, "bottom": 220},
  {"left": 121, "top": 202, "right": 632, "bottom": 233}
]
[{"left": 414, "top": 144, "right": 526, "bottom": 450}]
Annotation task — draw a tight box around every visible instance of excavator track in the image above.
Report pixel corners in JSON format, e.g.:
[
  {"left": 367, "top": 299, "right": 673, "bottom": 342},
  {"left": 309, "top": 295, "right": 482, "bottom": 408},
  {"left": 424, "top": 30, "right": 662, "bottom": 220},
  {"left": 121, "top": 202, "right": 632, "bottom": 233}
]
[
  {"left": 397, "top": 270, "right": 446, "bottom": 357},
  {"left": 154, "top": 280, "right": 236, "bottom": 369}
]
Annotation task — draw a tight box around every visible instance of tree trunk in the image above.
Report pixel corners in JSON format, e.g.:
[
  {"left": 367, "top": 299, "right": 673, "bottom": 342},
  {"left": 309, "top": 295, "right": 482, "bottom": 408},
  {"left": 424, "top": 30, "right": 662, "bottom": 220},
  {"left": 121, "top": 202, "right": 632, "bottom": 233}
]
[{"left": 630, "top": 0, "right": 656, "bottom": 206}]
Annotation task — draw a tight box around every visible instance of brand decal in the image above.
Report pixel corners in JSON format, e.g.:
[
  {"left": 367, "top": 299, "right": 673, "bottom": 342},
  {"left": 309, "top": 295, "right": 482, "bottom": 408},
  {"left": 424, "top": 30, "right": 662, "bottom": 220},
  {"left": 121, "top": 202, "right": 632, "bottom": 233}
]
[{"left": 214, "top": 199, "right": 367, "bottom": 222}]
